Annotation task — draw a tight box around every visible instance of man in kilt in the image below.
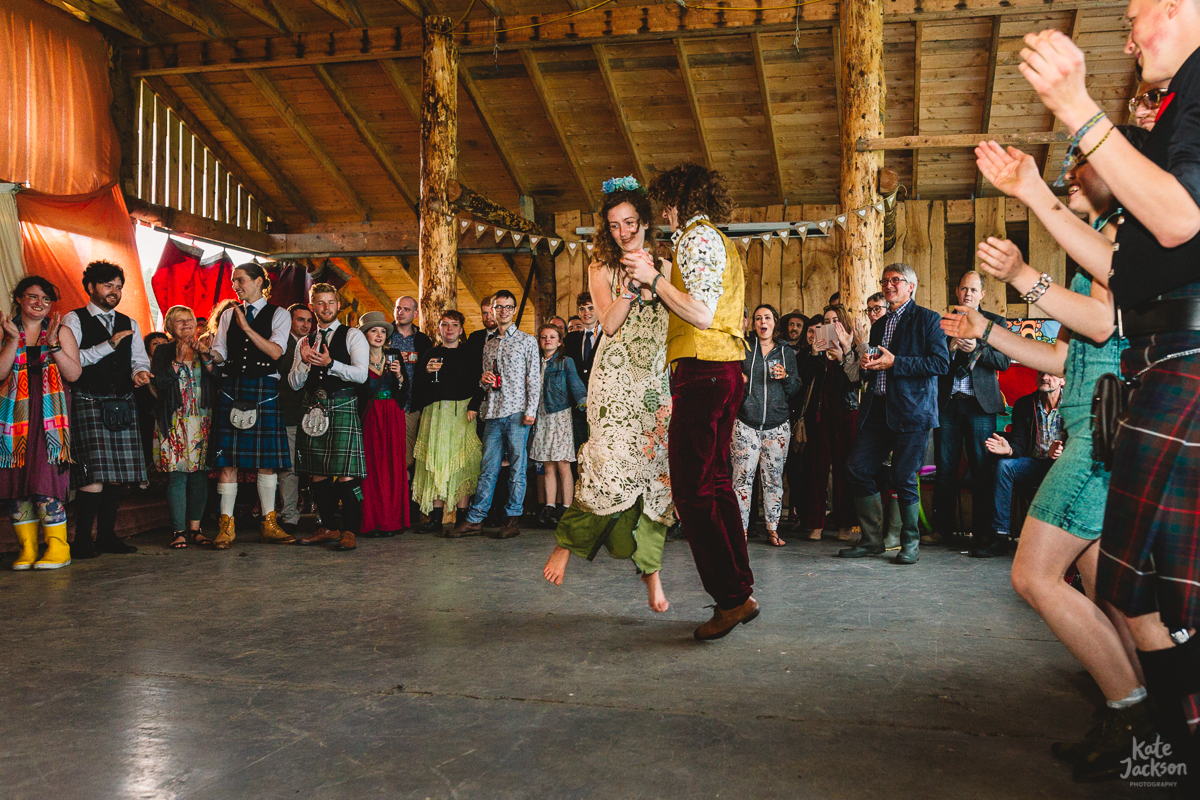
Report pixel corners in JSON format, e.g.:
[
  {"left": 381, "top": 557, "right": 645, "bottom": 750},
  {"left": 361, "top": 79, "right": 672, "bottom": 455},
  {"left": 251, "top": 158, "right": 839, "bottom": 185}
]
[
  {"left": 63, "top": 261, "right": 152, "bottom": 557},
  {"left": 1020, "top": 1, "right": 1200, "bottom": 778},
  {"left": 290, "top": 284, "right": 369, "bottom": 552},
  {"left": 197, "top": 263, "right": 294, "bottom": 549}
]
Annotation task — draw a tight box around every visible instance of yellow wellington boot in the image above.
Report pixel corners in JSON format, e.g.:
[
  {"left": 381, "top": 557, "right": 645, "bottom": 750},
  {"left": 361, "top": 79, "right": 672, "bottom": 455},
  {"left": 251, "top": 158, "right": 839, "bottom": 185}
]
[
  {"left": 33, "top": 522, "right": 71, "bottom": 570},
  {"left": 11, "top": 520, "right": 39, "bottom": 571},
  {"left": 213, "top": 514, "right": 236, "bottom": 550}
]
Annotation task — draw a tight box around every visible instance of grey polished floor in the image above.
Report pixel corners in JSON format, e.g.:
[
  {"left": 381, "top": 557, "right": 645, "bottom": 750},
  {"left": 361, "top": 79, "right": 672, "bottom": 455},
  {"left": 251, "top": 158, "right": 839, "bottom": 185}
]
[{"left": 1, "top": 523, "right": 1146, "bottom": 799}]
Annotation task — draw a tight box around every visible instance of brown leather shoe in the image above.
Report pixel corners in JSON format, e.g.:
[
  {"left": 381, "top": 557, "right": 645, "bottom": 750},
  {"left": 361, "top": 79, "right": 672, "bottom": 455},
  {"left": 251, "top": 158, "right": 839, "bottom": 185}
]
[
  {"left": 334, "top": 530, "right": 357, "bottom": 551},
  {"left": 446, "top": 520, "right": 484, "bottom": 538},
  {"left": 213, "top": 514, "right": 236, "bottom": 550},
  {"left": 488, "top": 516, "right": 521, "bottom": 539},
  {"left": 694, "top": 596, "right": 760, "bottom": 641},
  {"left": 260, "top": 511, "right": 296, "bottom": 544},
  {"left": 297, "top": 527, "right": 340, "bottom": 546}
]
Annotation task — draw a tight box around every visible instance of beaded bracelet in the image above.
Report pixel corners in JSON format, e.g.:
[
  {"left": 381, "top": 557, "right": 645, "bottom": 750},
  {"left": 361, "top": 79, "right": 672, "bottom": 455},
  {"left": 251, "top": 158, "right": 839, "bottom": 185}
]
[
  {"left": 650, "top": 274, "right": 663, "bottom": 296},
  {"left": 1083, "top": 124, "right": 1114, "bottom": 159},
  {"left": 980, "top": 319, "right": 995, "bottom": 344},
  {"left": 1053, "top": 111, "right": 1109, "bottom": 187},
  {"left": 1020, "top": 272, "right": 1054, "bottom": 305}
]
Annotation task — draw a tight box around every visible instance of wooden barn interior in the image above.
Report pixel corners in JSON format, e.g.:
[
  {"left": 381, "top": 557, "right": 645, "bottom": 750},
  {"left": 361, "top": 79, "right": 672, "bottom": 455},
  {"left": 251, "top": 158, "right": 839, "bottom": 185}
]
[{"left": 4, "top": 0, "right": 1138, "bottom": 336}]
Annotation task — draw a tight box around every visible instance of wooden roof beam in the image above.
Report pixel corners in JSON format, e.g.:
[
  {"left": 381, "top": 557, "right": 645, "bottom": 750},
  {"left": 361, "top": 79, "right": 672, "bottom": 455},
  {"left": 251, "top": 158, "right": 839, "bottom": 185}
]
[
  {"left": 752, "top": 31, "right": 785, "bottom": 203},
  {"left": 45, "top": 0, "right": 150, "bottom": 41},
  {"left": 312, "top": 64, "right": 419, "bottom": 215},
  {"left": 177, "top": 73, "right": 316, "bottom": 222},
  {"left": 457, "top": 63, "right": 528, "bottom": 196},
  {"left": 389, "top": 0, "right": 426, "bottom": 21},
  {"left": 859, "top": 132, "right": 1069, "bottom": 151},
  {"left": 245, "top": 69, "right": 371, "bottom": 221},
  {"left": 346, "top": 256, "right": 397, "bottom": 309},
  {"left": 306, "top": 0, "right": 359, "bottom": 27},
  {"left": 144, "top": 76, "right": 286, "bottom": 222},
  {"left": 675, "top": 39, "right": 713, "bottom": 171},
  {"left": 455, "top": 258, "right": 483, "bottom": 308},
  {"left": 518, "top": 50, "right": 595, "bottom": 211},
  {"left": 1039, "top": 9, "right": 1085, "bottom": 176},
  {"left": 592, "top": 44, "right": 648, "bottom": 189},
  {"left": 222, "top": 0, "right": 292, "bottom": 33},
  {"left": 974, "top": 16, "right": 1001, "bottom": 197},
  {"left": 138, "top": 0, "right": 228, "bottom": 38}
]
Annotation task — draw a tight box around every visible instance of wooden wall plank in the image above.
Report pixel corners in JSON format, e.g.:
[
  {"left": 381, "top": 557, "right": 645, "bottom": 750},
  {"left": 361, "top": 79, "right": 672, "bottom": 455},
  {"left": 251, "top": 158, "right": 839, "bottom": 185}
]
[
  {"left": 801, "top": 204, "right": 840, "bottom": 318},
  {"left": 780, "top": 224, "right": 803, "bottom": 315},
  {"left": 903, "top": 199, "right": 933, "bottom": 309},
  {"left": 179, "top": 129, "right": 193, "bottom": 214},
  {"left": 154, "top": 98, "right": 169, "bottom": 206},
  {"left": 139, "top": 82, "right": 155, "bottom": 202},
  {"left": 1027, "top": 212, "right": 1067, "bottom": 319},
  {"left": 759, "top": 204, "right": 784, "bottom": 311},
  {"left": 974, "top": 196, "right": 1007, "bottom": 316}
]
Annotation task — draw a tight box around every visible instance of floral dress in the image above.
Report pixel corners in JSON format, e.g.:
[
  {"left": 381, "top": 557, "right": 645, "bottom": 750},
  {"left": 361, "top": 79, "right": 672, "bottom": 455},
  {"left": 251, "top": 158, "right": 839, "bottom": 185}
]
[{"left": 154, "top": 361, "right": 211, "bottom": 473}]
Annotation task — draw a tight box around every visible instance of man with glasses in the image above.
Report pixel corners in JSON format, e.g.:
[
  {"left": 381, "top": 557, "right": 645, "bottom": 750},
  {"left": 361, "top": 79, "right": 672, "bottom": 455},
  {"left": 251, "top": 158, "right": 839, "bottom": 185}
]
[
  {"left": 452, "top": 290, "right": 540, "bottom": 539},
  {"left": 840, "top": 264, "right": 949, "bottom": 565},
  {"left": 1129, "top": 80, "right": 1170, "bottom": 131}
]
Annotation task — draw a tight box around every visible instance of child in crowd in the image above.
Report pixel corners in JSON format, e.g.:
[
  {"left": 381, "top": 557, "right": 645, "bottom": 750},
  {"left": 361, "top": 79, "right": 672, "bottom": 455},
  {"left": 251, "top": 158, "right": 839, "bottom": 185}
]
[{"left": 529, "top": 324, "right": 586, "bottom": 527}]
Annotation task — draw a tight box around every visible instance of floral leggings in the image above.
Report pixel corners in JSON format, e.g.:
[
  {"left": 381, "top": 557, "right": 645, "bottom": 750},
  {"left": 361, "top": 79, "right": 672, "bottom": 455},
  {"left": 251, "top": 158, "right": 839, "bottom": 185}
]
[
  {"left": 731, "top": 419, "right": 791, "bottom": 531},
  {"left": 9, "top": 494, "right": 66, "bottom": 525}
]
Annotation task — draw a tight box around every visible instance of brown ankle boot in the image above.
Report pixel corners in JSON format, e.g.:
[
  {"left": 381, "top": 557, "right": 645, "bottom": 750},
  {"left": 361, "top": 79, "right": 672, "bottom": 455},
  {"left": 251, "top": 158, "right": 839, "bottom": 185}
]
[
  {"left": 213, "top": 514, "right": 237, "bottom": 550},
  {"left": 298, "top": 527, "right": 341, "bottom": 546},
  {"left": 260, "top": 511, "right": 296, "bottom": 544}
]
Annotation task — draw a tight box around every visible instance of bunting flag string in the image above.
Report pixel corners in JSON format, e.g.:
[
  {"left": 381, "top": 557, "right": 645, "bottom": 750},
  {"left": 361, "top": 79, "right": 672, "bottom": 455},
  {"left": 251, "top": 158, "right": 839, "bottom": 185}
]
[{"left": 433, "top": 194, "right": 894, "bottom": 257}]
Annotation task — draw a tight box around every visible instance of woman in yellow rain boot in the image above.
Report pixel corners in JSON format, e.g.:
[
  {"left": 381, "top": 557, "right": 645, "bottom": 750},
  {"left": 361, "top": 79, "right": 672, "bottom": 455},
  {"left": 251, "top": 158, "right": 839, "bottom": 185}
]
[{"left": 0, "top": 276, "right": 81, "bottom": 568}]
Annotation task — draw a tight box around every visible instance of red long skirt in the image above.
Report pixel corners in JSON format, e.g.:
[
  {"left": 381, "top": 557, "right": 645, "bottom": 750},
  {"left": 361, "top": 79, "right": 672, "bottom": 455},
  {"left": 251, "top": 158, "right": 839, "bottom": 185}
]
[{"left": 361, "top": 398, "right": 410, "bottom": 533}]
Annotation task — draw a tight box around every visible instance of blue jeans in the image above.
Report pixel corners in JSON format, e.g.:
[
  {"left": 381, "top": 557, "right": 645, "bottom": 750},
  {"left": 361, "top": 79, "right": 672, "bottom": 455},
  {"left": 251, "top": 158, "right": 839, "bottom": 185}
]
[
  {"left": 846, "top": 402, "right": 931, "bottom": 506},
  {"left": 991, "top": 456, "right": 1052, "bottom": 537},
  {"left": 933, "top": 395, "right": 997, "bottom": 536},
  {"left": 467, "top": 413, "right": 531, "bottom": 523}
]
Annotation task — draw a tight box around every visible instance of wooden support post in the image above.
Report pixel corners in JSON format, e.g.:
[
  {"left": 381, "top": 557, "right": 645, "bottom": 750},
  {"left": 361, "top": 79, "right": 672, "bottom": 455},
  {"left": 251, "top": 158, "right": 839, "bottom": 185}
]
[
  {"left": 533, "top": 209, "right": 557, "bottom": 333},
  {"left": 837, "top": 0, "right": 885, "bottom": 319},
  {"left": 974, "top": 197, "right": 1008, "bottom": 317},
  {"left": 419, "top": 15, "right": 458, "bottom": 338}
]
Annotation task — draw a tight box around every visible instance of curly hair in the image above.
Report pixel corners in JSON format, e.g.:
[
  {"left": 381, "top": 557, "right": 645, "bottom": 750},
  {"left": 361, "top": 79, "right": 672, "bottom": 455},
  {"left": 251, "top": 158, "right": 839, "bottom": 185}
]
[
  {"left": 648, "top": 163, "right": 733, "bottom": 225},
  {"left": 592, "top": 189, "right": 659, "bottom": 269}
]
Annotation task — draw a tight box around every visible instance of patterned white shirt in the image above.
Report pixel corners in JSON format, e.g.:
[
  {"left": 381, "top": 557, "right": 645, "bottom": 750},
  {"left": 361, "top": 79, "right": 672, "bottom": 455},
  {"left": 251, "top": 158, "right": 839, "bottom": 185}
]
[
  {"left": 670, "top": 214, "right": 727, "bottom": 314},
  {"left": 479, "top": 325, "right": 541, "bottom": 421}
]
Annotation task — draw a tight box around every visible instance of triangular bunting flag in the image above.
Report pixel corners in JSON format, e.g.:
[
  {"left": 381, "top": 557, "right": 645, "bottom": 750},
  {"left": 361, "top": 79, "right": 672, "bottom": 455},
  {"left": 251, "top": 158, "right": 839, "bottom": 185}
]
[
  {"left": 459, "top": 219, "right": 471, "bottom": 234},
  {"left": 817, "top": 220, "right": 829, "bottom": 232},
  {"left": 739, "top": 237, "right": 752, "bottom": 252},
  {"left": 835, "top": 214, "right": 848, "bottom": 229},
  {"left": 875, "top": 201, "right": 886, "bottom": 213},
  {"left": 567, "top": 241, "right": 578, "bottom": 253},
  {"left": 548, "top": 238, "right": 561, "bottom": 251},
  {"left": 779, "top": 230, "right": 790, "bottom": 243},
  {"left": 511, "top": 233, "right": 524, "bottom": 247},
  {"left": 796, "top": 224, "right": 809, "bottom": 241},
  {"left": 493, "top": 227, "right": 508, "bottom": 243},
  {"left": 855, "top": 208, "right": 868, "bottom": 218},
  {"left": 760, "top": 233, "right": 773, "bottom": 249},
  {"left": 884, "top": 195, "right": 897, "bottom": 211},
  {"left": 529, "top": 235, "right": 542, "bottom": 248},
  {"left": 475, "top": 223, "right": 488, "bottom": 237},
  {"left": 584, "top": 242, "right": 595, "bottom": 253}
]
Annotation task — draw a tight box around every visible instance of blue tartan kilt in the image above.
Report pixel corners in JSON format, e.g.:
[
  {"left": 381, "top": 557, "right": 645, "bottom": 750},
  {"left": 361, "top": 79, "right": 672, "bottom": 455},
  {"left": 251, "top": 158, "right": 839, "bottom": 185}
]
[
  {"left": 296, "top": 390, "right": 366, "bottom": 478},
  {"left": 71, "top": 392, "right": 147, "bottom": 487},
  {"left": 1098, "top": 338, "right": 1200, "bottom": 631},
  {"left": 211, "top": 375, "right": 291, "bottom": 470}
]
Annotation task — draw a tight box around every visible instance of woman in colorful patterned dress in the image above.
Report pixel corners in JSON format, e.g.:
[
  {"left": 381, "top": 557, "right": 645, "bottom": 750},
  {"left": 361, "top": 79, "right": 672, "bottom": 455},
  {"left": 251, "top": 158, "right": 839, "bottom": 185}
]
[
  {"left": 151, "top": 305, "right": 215, "bottom": 548},
  {"left": 543, "top": 181, "right": 675, "bottom": 613}
]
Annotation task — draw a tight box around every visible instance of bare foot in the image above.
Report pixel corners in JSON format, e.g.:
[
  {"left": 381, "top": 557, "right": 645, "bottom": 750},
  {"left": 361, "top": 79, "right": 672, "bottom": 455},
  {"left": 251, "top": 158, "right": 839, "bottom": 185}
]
[
  {"left": 641, "top": 570, "right": 670, "bottom": 613},
  {"left": 543, "top": 545, "right": 570, "bottom": 586}
]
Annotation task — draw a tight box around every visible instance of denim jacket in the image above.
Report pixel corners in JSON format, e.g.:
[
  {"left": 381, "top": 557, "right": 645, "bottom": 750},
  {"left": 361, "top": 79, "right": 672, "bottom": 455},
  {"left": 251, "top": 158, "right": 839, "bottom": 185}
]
[{"left": 541, "top": 352, "right": 587, "bottom": 414}]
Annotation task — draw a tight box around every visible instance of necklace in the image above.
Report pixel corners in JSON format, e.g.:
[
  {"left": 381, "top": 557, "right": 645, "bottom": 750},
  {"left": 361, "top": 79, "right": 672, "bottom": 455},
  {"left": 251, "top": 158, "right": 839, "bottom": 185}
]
[{"left": 1093, "top": 207, "right": 1123, "bottom": 231}]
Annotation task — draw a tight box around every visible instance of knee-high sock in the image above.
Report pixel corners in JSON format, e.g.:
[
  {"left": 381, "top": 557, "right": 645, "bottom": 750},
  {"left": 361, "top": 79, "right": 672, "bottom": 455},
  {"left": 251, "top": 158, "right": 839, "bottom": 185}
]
[
  {"left": 217, "top": 482, "right": 238, "bottom": 518},
  {"left": 72, "top": 490, "right": 101, "bottom": 552},
  {"left": 96, "top": 484, "right": 123, "bottom": 542},
  {"left": 257, "top": 472, "right": 278, "bottom": 516},
  {"left": 311, "top": 480, "right": 339, "bottom": 529},
  {"left": 339, "top": 479, "right": 363, "bottom": 534}
]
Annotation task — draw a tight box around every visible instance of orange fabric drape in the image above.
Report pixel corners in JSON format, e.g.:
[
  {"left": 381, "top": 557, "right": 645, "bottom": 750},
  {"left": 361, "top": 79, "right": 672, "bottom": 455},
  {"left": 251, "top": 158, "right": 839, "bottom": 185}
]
[
  {"left": 17, "top": 186, "right": 153, "bottom": 332},
  {"left": 0, "top": 0, "right": 119, "bottom": 195}
]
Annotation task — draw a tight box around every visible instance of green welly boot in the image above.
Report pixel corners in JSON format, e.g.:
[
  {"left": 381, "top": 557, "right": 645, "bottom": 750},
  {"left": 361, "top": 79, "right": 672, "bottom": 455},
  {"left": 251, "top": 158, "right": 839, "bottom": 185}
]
[{"left": 838, "top": 495, "right": 885, "bottom": 558}]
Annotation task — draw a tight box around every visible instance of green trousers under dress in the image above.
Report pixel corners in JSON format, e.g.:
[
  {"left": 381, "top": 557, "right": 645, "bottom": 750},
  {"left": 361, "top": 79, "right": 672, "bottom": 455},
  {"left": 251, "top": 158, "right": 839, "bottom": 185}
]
[{"left": 554, "top": 496, "right": 667, "bottom": 575}]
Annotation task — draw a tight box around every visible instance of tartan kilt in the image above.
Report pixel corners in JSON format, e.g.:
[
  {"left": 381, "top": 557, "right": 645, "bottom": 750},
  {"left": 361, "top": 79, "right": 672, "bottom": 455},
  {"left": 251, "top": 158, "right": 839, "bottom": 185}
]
[
  {"left": 212, "top": 375, "right": 291, "bottom": 470},
  {"left": 296, "top": 390, "right": 366, "bottom": 478},
  {"left": 71, "top": 392, "right": 147, "bottom": 486},
  {"left": 1097, "top": 339, "right": 1200, "bottom": 631}
]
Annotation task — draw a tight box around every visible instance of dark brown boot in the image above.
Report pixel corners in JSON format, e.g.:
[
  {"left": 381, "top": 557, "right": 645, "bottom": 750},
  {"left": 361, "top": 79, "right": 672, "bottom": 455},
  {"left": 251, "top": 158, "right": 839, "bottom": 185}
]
[{"left": 489, "top": 516, "right": 521, "bottom": 539}]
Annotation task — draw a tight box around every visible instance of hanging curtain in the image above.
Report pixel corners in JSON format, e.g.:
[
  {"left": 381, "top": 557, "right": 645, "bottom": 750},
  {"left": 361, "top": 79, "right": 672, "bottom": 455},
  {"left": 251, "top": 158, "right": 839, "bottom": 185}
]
[{"left": 0, "top": 185, "right": 25, "bottom": 307}]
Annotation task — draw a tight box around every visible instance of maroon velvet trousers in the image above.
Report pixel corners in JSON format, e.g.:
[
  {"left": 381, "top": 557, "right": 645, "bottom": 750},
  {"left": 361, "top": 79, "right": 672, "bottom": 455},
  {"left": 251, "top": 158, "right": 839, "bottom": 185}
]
[{"left": 669, "top": 358, "right": 754, "bottom": 610}]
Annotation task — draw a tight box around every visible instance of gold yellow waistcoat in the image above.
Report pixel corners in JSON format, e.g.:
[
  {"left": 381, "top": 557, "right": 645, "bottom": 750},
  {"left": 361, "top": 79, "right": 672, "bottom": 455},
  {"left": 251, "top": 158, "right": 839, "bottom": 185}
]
[{"left": 665, "top": 217, "right": 746, "bottom": 364}]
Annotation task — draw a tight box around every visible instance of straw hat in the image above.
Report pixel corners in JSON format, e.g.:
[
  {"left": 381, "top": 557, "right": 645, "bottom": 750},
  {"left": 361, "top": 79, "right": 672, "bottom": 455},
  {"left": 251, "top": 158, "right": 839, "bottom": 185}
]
[{"left": 357, "top": 311, "right": 393, "bottom": 338}]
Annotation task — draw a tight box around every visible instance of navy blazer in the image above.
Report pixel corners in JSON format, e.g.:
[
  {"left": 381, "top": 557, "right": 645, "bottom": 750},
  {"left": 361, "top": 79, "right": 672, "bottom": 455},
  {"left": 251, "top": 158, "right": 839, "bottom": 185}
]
[
  {"left": 859, "top": 301, "right": 951, "bottom": 433},
  {"left": 937, "top": 308, "right": 1011, "bottom": 415}
]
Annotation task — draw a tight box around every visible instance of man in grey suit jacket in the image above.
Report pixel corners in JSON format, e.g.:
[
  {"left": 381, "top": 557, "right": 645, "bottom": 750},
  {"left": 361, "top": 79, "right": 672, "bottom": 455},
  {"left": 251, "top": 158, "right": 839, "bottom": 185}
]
[{"left": 931, "top": 271, "right": 1010, "bottom": 551}]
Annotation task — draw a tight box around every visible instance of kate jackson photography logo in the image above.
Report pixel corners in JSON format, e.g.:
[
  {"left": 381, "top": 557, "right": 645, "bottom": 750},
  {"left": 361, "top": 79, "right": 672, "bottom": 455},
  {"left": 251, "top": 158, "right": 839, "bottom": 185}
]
[{"left": 1123, "top": 734, "right": 1188, "bottom": 789}]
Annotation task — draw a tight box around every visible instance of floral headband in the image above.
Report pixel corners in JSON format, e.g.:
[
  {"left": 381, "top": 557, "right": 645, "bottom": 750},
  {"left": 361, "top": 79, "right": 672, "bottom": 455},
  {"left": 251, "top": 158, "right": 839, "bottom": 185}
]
[{"left": 601, "top": 175, "right": 644, "bottom": 195}]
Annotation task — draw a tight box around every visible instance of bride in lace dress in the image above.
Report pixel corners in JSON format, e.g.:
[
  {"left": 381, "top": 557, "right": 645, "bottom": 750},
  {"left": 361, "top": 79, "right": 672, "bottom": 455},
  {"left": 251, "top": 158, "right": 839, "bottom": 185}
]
[{"left": 542, "top": 182, "right": 675, "bottom": 612}]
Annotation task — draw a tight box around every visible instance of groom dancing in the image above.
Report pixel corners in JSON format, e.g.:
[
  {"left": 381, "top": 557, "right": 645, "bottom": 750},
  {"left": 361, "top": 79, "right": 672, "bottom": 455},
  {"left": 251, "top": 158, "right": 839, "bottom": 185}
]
[{"left": 623, "top": 163, "right": 757, "bottom": 640}]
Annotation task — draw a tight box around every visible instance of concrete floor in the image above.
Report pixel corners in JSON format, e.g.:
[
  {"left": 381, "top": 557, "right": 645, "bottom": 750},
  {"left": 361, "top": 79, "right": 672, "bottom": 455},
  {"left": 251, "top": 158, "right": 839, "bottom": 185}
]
[{"left": 0, "top": 522, "right": 1150, "bottom": 799}]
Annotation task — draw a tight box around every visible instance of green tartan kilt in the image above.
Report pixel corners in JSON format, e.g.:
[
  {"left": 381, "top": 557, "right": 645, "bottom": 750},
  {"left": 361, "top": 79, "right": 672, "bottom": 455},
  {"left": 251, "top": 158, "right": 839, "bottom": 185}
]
[{"left": 296, "top": 391, "right": 366, "bottom": 478}]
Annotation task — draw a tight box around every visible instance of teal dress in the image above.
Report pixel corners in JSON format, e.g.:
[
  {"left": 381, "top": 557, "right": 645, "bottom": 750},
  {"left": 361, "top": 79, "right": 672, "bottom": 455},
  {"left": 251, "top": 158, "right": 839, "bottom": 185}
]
[{"left": 1027, "top": 271, "right": 1128, "bottom": 540}]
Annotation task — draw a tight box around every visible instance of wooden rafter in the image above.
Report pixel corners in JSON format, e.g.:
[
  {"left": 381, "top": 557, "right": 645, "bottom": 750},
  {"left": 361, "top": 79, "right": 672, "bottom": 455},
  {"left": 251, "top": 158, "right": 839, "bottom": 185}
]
[
  {"left": 592, "top": 45, "right": 647, "bottom": 188},
  {"left": 138, "top": 0, "right": 228, "bottom": 38},
  {"left": 127, "top": 1, "right": 1129, "bottom": 76},
  {"left": 457, "top": 63, "right": 528, "bottom": 196},
  {"left": 455, "top": 259, "right": 483, "bottom": 307},
  {"left": 222, "top": 0, "right": 291, "bottom": 33},
  {"left": 144, "top": 76, "right": 285, "bottom": 222},
  {"left": 859, "top": 132, "right": 1068, "bottom": 151},
  {"left": 262, "top": 0, "right": 302, "bottom": 33},
  {"left": 1039, "top": 9, "right": 1085, "bottom": 176},
  {"left": 110, "top": 0, "right": 164, "bottom": 41},
  {"left": 912, "top": 20, "right": 923, "bottom": 195},
  {"left": 245, "top": 69, "right": 371, "bottom": 221},
  {"left": 312, "top": 64, "right": 419, "bottom": 214},
  {"left": 177, "top": 74, "right": 316, "bottom": 221},
  {"left": 974, "top": 16, "right": 1002, "bottom": 197},
  {"left": 340, "top": 0, "right": 369, "bottom": 27},
  {"left": 518, "top": 50, "right": 594, "bottom": 210},
  {"left": 674, "top": 39, "right": 713, "bottom": 171},
  {"left": 752, "top": 31, "right": 785, "bottom": 203},
  {"left": 389, "top": 0, "right": 425, "bottom": 21},
  {"left": 346, "top": 256, "right": 397, "bottom": 309},
  {"left": 379, "top": 60, "right": 421, "bottom": 120},
  {"left": 44, "top": 0, "right": 149, "bottom": 41}
]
